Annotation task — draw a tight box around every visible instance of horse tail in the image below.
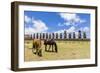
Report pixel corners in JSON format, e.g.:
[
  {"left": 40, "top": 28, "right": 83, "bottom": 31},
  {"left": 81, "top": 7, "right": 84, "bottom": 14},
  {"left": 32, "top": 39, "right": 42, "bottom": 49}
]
[{"left": 54, "top": 43, "right": 58, "bottom": 53}]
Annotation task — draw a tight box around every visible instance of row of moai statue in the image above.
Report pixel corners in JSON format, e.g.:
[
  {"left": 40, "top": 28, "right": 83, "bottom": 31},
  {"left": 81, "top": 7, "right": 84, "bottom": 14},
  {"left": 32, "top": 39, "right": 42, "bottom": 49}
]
[{"left": 25, "top": 30, "right": 87, "bottom": 39}]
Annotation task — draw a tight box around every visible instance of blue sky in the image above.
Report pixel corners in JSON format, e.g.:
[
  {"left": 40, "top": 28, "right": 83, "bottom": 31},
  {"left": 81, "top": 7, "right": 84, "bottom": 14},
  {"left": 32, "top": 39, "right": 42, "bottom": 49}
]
[{"left": 24, "top": 11, "right": 90, "bottom": 38}]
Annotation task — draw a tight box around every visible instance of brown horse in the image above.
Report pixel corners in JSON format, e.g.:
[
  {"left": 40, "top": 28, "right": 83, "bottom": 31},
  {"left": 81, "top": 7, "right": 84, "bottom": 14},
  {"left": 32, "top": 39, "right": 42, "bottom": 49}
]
[{"left": 32, "top": 39, "right": 42, "bottom": 57}]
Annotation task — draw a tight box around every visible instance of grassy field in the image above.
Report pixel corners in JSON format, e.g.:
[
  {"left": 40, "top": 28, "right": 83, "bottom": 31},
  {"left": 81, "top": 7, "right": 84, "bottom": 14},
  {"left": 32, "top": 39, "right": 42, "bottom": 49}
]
[{"left": 24, "top": 40, "right": 90, "bottom": 61}]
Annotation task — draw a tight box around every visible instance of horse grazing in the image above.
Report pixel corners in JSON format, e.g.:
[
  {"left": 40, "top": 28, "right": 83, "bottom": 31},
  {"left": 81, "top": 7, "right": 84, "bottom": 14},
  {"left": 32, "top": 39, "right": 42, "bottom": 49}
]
[
  {"left": 44, "top": 39, "right": 58, "bottom": 53},
  {"left": 32, "top": 39, "right": 42, "bottom": 57}
]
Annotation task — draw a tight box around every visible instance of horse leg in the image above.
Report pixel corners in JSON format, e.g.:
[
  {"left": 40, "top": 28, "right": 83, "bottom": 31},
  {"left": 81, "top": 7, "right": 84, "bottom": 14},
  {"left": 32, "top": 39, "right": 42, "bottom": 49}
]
[
  {"left": 38, "top": 49, "right": 42, "bottom": 57},
  {"left": 45, "top": 45, "right": 47, "bottom": 51},
  {"left": 36, "top": 48, "right": 38, "bottom": 55},
  {"left": 54, "top": 43, "right": 58, "bottom": 53},
  {"left": 32, "top": 44, "right": 35, "bottom": 54},
  {"left": 49, "top": 45, "right": 51, "bottom": 51},
  {"left": 32, "top": 48, "right": 34, "bottom": 54},
  {"left": 52, "top": 45, "right": 53, "bottom": 52},
  {"left": 37, "top": 48, "right": 39, "bottom": 56},
  {"left": 32, "top": 45, "right": 37, "bottom": 54}
]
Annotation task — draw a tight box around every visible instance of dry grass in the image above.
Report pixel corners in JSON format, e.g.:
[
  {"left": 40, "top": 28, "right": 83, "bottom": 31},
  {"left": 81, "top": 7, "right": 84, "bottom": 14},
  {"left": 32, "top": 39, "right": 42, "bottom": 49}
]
[{"left": 24, "top": 40, "right": 90, "bottom": 61}]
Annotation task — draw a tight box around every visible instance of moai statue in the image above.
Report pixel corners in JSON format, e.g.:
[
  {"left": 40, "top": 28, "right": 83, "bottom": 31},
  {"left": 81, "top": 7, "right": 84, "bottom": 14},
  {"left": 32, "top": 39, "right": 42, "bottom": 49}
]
[
  {"left": 78, "top": 30, "right": 81, "bottom": 39},
  {"left": 64, "top": 30, "right": 67, "bottom": 39},
  {"left": 40, "top": 33, "right": 41, "bottom": 39},
  {"left": 46, "top": 33, "right": 48, "bottom": 39},
  {"left": 36, "top": 33, "right": 38, "bottom": 39},
  {"left": 60, "top": 33, "right": 62, "bottom": 39},
  {"left": 69, "top": 33, "right": 71, "bottom": 39},
  {"left": 43, "top": 33, "right": 45, "bottom": 39},
  {"left": 56, "top": 33, "right": 58, "bottom": 39},
  {"left": 73, "top": 32, "right": 76, "bottom": 39},
  {"left": 83, "top": 32, "right": 87, "bottom": 39},
  {"left": 33, "top": 33, "right": 35, "bottom": 39},
  {"left": 49, "top": 33, "right": 51, "bottom": 39},
  {"left": 52, "top": 33, "right": 55, "bottom": 39}
]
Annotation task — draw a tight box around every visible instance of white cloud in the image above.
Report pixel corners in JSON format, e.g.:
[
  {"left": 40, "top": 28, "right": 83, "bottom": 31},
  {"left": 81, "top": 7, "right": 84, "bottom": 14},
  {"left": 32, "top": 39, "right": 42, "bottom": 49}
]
[
  {"left": 64, "top": 22, "right": 73, "bottom": 26},
  {"left": 24, "top": 15, "right": 31, "bottom": 23},
  {"left": 32, "top": 18, "right": 48, "bottom": 32},
  {"left": 79, "top": 27, "right": 90, "bottom": 32},
  {"left": 67, "top": 26, "right": 76, "bottom": 33},
  {"left": 83, "top": 27, "right": 89, "bottom": 32},
  {"left": 55, "top": 26, "right": 76, "bottom": 33},
  {"left": 25, "top": 16, "right": 48, "bottom": 34},
  {"left": 58, "top": 13, "right": 86, "bottom": 26},
  {"left": 25, "top": 28, "right": 36, "bottom": 34},
  {"left": 59, "top": 13, "right": 77, "bottom": 21},
  {"left": 55, "top": 29, "right": 65, "bottom": 33},
  {"left": 58, "top": 23, "right": 64, "bottom": 26}
]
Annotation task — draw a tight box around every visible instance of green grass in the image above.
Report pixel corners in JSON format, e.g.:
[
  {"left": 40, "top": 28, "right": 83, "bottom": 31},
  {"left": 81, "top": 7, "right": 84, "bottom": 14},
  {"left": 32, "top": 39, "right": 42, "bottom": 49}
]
[{"left": 24, "top": 40, "right": 90, "bottom": 61}]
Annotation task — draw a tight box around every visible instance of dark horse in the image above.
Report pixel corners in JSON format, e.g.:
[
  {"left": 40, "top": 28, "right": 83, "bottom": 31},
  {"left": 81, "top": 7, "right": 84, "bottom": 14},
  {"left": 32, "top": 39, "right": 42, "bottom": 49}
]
[{"left": 44, "top": 39, "right": 58, "bottom": 53}]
